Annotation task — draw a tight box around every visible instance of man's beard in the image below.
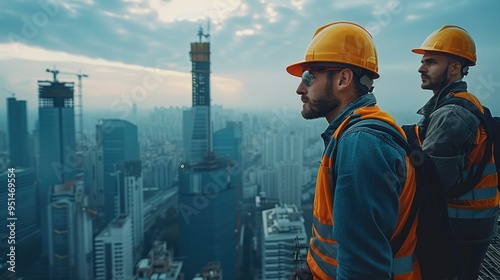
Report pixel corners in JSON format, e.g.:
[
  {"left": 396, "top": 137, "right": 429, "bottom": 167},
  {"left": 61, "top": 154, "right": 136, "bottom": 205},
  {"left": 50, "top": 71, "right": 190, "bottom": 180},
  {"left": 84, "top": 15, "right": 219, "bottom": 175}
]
[
  {"left": 421, "top": 66, "right": 449, "bottom": 92},
  {"left": 301, "top": 81, "right": 340, "bottom": 120}
]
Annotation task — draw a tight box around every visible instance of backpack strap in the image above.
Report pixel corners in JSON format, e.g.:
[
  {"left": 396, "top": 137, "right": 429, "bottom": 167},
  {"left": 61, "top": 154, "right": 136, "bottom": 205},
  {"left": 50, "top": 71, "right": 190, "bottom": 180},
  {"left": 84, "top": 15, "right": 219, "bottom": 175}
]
[{"left": 440, "top": 97, "right": 495, "bottom": 197}]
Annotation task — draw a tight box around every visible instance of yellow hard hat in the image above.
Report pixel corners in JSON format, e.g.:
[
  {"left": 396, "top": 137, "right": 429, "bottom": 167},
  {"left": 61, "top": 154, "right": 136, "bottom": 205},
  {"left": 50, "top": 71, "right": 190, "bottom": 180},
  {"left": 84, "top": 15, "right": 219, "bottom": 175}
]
[
  {"left": 412, "top": 25, "right": 476, "bottom": 66},
  {"left": 286, "top": 21, "right": 379, "bottom": 79}
]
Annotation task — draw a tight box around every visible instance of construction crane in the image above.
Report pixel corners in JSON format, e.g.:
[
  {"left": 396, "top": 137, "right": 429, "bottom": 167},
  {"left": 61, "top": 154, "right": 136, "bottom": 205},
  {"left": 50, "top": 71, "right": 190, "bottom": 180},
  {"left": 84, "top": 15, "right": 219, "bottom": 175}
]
[
  {"left": 45, "top": 67, "right": 89, "bottom": 146},
  {"left": 0, "top": 87, "right": 16, "bottom": 98},
  {"left": 46, "top": 68, "right": 60, "bottom": 82},
  {"left": 197, "top": 24, "right": 210, "bottom": 43}
]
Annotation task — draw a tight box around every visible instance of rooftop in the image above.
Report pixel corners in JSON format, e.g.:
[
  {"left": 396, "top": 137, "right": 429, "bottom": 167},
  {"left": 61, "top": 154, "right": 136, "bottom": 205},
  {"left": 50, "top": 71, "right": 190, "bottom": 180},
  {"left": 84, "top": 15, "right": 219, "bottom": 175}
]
[{"left": 263, "top": 204, "right": 306, "bottom": 237}]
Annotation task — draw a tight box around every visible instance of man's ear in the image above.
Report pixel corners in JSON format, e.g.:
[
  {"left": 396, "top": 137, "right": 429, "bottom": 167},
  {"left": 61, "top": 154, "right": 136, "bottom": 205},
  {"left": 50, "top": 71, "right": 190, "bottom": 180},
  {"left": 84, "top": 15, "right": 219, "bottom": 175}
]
[
  {"left": 338, "top": 69, "right": 352, "bottom": 88},
  {"left": 450, "top": 61, "right": 462, "bottom": 75}
]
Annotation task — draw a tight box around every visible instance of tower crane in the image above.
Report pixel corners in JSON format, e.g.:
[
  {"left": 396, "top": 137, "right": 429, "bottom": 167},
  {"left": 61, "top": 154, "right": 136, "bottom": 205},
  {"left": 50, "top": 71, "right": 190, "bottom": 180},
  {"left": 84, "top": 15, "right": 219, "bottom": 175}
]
[
  {"left": 0, "top": 87, "right": 16, "bottom": 98},
  {"left": 45, "top": 67, "right": 89, "bottom": 146},
  {"left": 45, "top": 68, "right": 60, "bottom": 82},
  {"left": 197, "top": 25, "right": 210, "bottom": 43}
]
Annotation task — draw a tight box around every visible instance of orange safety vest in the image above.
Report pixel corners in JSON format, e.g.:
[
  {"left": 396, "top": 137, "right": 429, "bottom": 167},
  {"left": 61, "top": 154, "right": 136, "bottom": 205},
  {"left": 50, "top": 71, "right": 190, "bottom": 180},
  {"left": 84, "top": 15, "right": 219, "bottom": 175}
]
[
  {"left": 307, "top": 105, "right": 421, "bottom": 279},
  {"left": 445, "top": 92, "right": 500, "bottom": 218}
]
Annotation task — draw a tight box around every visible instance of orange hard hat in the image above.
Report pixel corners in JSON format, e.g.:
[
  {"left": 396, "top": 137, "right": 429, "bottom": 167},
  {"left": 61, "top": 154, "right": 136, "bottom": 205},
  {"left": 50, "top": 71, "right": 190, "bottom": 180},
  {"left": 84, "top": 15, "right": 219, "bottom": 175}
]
[
  {"left": 412, "top": 25, "right": 476, "bottom": 66},
  {"left": 286, "top": 21, "right": 379, "bottom": 79}
]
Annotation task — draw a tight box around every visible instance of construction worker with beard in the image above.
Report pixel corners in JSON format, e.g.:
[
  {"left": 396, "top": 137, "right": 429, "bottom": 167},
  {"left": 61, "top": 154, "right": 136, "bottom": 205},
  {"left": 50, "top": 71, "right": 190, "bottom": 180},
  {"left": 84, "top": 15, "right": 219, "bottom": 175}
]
[
  {"left": 286, "top": 21, "right": 421, "bottom": 279},
  {"left": 411, "top": 25, "right": 500, "bottom": 280}
]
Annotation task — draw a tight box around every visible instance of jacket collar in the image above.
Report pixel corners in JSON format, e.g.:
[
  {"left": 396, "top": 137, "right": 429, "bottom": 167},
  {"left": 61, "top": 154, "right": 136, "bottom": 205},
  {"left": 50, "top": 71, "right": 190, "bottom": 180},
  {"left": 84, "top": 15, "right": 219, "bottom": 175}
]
[
  {"left": 417, "top": 80, "right": 468, "bottom": 116},
  {"left": 321, "top": 93, "right": 377, "bottom": 144}
]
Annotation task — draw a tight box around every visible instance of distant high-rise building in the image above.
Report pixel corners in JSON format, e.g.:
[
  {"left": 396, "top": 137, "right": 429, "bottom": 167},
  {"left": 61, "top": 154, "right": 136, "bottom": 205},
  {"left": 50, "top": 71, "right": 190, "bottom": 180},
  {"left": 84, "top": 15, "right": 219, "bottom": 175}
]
[
  {"left": 47, "top": 180, "right": 94, "bottom": 280},
  {"left": 277, "top": 161, "right": 302, "bottom": 208},
  {"left": 94, "top": 214, "right": 134, "bottom": 280},
  {"left": 183, "top": 26, "right": 212, "bottom": 163},
  {"left": 96, "top": 119, "right": 140, "bottom": 223},
  {"left": 283, "top": 130, "right": 304, "bottom": 166},
  {"left": 261, "top": 205, "right": 307, "bottom": 280},
  {"left": 115, "top": 160, "right": 144, "bottom": 262},
  {"left": 7, "top": 97, "right": 30, "bottom": 168},
  {"left": 37, "top": 79, "right": 77, "bottom": 255},
  {"left": 83, "top": 147, "right": 104, "bottom": 212},
  {"left": 258, "top": 167, "right": 278, "bottom": 199},
  {"left": 143, "top": 156, "right": 176, "bottom": 191},
  {"left": 262, "top": 131, "right": 281, "bottom": 167},
  {"left": 0, "top": 168, "right": 38, "bottom": 251},
  {"left": 253, "top": 193, "right": 281, "bottom": 261},
  {"left": 213, "top": 121, "right": 243, "bottom": 165},
  {"left": 262, "top": 130, "right": 304, "bottom": 168},
  {"left": 213, "top": 120, "right": 244, "bottom": 200}
]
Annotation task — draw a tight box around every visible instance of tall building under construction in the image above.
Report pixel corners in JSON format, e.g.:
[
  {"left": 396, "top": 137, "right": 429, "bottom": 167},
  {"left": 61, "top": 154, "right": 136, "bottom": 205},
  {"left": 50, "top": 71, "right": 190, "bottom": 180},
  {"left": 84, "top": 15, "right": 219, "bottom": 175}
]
[
  {"left": 37, "top": 77, "right": 77, "bottom": 255},
  {"left": 183, "top": 26, "right": 212, "bottom": 163},
  {"left": 179, "top": 27, "right": 240, "bottom": 280}
]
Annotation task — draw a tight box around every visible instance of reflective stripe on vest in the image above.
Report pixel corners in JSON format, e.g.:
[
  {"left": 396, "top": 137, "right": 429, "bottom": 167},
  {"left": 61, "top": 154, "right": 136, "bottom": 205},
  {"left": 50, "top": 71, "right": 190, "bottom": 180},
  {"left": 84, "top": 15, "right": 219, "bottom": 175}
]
[
  {"left": 309, "top": 240, "right": 338, "bottom": 277},
  {"left": 461, "top": 162, "right": 497, "bottom": 181},
  {"left": 309, "top": 242, "right": 415, "bottom": 278},
  {"left": 392, "top": 254, "right": 415, "bottom": 275},
  {"left": 313, "top": 216, "right": 334, "bottom": 239},
  {"left": 448, "top": 207, "right": 499, "bottom": 219}
]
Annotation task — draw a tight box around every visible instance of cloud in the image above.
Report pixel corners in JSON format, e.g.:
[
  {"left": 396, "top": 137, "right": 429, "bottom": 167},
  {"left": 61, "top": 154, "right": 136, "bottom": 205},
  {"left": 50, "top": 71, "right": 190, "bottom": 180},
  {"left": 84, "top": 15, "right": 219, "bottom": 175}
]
[
  {"left": 235, "top": 29, "right": 255, "bottom": 36},
  {"left": 405, "top": 14, "right": 421, "bottom": 21}
]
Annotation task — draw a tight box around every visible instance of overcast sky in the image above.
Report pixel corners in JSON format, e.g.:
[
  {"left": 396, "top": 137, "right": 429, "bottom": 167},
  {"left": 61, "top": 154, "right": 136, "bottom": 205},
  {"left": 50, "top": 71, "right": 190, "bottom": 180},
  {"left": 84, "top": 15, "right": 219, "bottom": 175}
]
[{"left": 1, "top": 0, "right": 499, "bottom": 119}]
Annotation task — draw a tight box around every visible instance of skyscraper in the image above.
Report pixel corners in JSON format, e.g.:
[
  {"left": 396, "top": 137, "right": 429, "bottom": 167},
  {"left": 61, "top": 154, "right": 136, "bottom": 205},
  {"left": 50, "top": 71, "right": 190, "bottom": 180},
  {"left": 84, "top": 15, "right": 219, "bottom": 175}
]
[
  {"left": 183, "top": 26, "right": 211, "bottom": 163},
  {"left": 276, "top": 161, "right": 302, "bottom": 208},
  {"left": 178, "top": 27, "right": 241, "bottom": 280},
  {"left": 47, "top": 180, "right": 94, "bottom": 280},
  {"left": 213, "top": 121, "right": 243, "bottom": 165},
  {"left": 115, "top": 160, "right": 144, "bottom": 262},
  {"left": 0, "top": 168, "right": 38, "bottom": 254},
  {"left": 94, "top": 214, "right": 134, "bottom": 280},
  {"left": 96, "top": 119, "right": 140, "bottom": 223},
  {"left": 6, "top": 97, "right": 29, "bottom": 168},
  {"left": 82, "top": 148, "right": 104, "bottom": 213},
  {"left": 37, "top": 78, "right": 77, "bottom": 255}
]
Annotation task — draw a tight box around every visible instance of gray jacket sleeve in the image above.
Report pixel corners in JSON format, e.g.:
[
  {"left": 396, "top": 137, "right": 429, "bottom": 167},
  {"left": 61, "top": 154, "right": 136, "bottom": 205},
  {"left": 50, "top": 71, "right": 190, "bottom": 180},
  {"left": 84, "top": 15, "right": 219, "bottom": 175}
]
[{"left": 422, "top": 104, "right": 480, "bottom": 191}]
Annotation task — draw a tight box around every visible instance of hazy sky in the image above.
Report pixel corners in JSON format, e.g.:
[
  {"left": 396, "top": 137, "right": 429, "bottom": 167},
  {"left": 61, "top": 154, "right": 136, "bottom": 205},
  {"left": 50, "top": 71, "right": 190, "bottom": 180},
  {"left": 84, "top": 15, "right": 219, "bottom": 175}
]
[{"left": 1, "top": 0, "right": 499, "bottom": 118}]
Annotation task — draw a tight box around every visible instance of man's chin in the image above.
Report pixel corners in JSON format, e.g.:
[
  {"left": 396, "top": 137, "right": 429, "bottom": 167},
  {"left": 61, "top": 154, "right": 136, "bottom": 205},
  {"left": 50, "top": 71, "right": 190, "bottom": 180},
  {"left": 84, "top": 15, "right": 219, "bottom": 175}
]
[
  {"left": 301, "top": 111, "right": 320, "bottom": 120},
  {"left": 421, "top": 83, "right": 431, "bottom": 90}
]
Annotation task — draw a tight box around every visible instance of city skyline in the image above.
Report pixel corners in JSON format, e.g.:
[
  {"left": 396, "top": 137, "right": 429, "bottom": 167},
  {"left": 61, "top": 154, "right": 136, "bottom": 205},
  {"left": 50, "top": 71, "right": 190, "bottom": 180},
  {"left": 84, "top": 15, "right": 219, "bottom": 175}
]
[{"left": 1, "top": 0, "right": 500, "bottom": 117}]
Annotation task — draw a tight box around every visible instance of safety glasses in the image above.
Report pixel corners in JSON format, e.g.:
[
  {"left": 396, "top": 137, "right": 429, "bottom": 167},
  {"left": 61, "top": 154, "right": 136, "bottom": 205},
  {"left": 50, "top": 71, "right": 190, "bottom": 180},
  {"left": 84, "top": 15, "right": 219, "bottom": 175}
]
[{"left": 301, "top": 68, "right": 341, "bottom": 87}]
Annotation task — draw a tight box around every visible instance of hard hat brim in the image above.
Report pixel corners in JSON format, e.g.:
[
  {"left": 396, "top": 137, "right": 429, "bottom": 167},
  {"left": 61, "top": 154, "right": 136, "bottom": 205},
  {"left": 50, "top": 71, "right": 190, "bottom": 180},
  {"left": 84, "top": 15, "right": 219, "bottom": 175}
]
[
  {"left": 286, "top": 61, "right": 306, "bottom": 77},
  {"left": 286, "top": 60, "right": 380, "bottom": 79},
  {"left": 411, "top": 47, "right": 476, "bottom": 66}
]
